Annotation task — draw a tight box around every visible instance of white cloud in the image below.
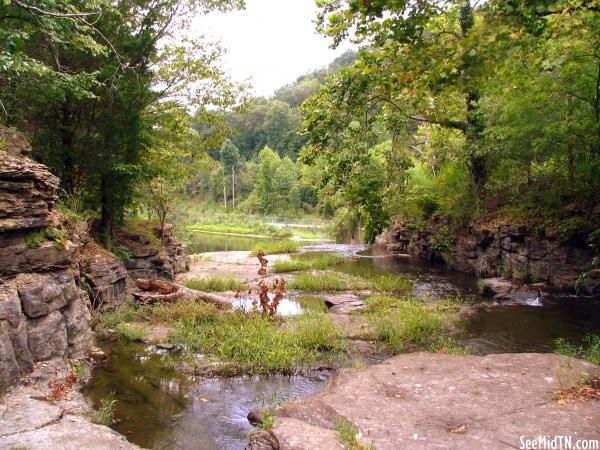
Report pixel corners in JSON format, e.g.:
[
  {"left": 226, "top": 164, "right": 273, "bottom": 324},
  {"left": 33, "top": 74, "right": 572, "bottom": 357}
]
[{"left": 191, "top": 0, "right": 354, "bottom": 97}]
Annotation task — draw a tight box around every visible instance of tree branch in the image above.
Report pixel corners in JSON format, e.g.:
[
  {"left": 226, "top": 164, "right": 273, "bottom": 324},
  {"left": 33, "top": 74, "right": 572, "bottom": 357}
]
[{"left": 12, "top": 0, "right": 101, "bottom": 18}]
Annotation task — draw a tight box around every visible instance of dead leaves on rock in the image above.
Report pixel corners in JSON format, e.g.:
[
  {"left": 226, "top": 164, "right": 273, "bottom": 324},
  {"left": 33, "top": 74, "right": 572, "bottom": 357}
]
[
  {"left": 46, "top": 372, "right": 77, "bottom": 403},
  {"left": 555, "top": 375, "right": 600, "bottom": 403}
]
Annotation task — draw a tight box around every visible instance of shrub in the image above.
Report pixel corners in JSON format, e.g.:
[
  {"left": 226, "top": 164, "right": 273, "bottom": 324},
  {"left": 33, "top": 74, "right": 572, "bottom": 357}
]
[{"left": 476, "top": 279, "right": 495, "bottom": 298}]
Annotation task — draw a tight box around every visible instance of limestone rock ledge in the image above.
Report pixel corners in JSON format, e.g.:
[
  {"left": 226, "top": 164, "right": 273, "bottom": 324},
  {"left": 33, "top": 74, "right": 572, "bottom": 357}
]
[
  {"left": 251, "top": 352, "right": 600, "bottom": 450},
  {"left": 0, "top": 366, "right": 138, "bottom": 450},
  {"left": 0, "top": 134, "right": 93, "bottom": 392}
]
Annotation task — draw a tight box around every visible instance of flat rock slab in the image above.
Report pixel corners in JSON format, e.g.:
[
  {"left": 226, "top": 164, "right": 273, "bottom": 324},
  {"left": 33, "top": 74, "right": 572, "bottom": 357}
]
[
  {"left": 177, "top": 251, "right": 291, "bottom": 285},
  {"left": 258, "top": 352, "right": 600, "bottom": 450},
  {"left": 0, "top": 414, "right": 136, "bottom": 450},
  {"left": 0, "top": 384, "right": 138, "bottom": 450}
]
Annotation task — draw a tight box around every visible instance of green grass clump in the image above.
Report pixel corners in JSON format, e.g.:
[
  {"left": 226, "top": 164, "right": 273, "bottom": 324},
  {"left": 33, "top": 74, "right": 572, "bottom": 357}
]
[
  {"left": 367, "top": 274, "right": 415, "bottom": 294},
  {"left": 273, "top": 253, "right": 342, "bottom": 273},
  {"left": 366, "top": 297, "right": 449, "bottom": 351},
  {"left": 334, "top": 418, "right": 374, "bottom": 450},
  {"left": 136, "top": 299, "right": 218, "bottom": 324},
  {"left": 289, "top": 313, "right": 347, "bottom": 352},
  {"left": 555, "top": 335, "right": 600, "bottom": 365},
  {"left": 251, "top": 240, "right": 301, "bottom": 256},
  {"left": 92, "top": 394, "right": 117, "bottom": 425},
  {"left": 115, "top": 322, "right": 147, "bottom": 341},
  {"left": 168, "top": 311, "right": 347, "bottom": 373},
  {"left": 288, "top": 271, "right": 365, "bottom": 292},
  {"left": 185, "top": 275, "right": 245, "bottom": 292}
]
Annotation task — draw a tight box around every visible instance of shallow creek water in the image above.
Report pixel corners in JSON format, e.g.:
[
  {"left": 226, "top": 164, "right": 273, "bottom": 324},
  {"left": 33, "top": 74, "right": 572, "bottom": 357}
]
[{"left": 86, "top": 232, "right": 600, "bottom": 449}]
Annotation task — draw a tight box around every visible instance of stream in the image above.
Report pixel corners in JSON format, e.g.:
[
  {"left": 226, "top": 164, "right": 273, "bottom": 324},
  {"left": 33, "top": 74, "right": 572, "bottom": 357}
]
[{"left": 85, "top": 232, "right": 600, "bottom": 449}]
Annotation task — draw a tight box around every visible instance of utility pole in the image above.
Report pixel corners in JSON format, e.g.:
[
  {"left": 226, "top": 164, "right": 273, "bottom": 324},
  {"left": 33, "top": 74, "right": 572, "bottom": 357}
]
[{"left": 222, "top": 164, "right": 227, "bottom": 208}]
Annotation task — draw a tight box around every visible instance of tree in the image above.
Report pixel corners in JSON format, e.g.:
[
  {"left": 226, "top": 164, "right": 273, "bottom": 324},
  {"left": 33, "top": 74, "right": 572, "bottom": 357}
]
[
  {"left": 220, "top": 139, "right": 240, "bottom": 208},
  {"left": 251, "top": 146, "right": 300, "bottom": 215},
  {"left": 1, "top": 0, "right": 247, "bottom": 242}
]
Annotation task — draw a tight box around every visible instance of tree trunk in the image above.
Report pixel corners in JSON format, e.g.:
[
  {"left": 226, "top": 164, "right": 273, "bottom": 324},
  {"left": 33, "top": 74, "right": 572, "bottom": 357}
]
[
  {"left": 61, "top": 103, "right": 75, "bottom": 195},
  {"left": 100, "top": 174, "right": 112, "bottom": 245},
  {"left": 568, "top": 143, "right": 574, "bottom": 184},
  {"left": 232, "top": 165, "right": 236, "bottom": 209},
  {"left": 133, "top": 279, "right": 232, "bottom": 308},
  {"left": 222, "top": 165, "right": 227, "bottom": 208}
]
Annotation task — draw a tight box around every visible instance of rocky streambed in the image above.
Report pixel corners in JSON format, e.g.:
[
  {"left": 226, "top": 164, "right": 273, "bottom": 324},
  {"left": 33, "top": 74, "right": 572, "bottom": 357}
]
[{"left": 77, "top": 235, "right": 600, "bottom": 450}]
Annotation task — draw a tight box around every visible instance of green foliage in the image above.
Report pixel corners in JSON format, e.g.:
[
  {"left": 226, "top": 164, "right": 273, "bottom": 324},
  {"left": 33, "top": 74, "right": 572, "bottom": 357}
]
[
  {"left": 476, "top": 279, "right": 495, "bottom": 299},
  {"left": 71, "top": 361, "right": 87, "bottom": 383},
  {"left": 259, "top": 411, "right": 274, "bottom": 430},
  {"left": 109, "top": 244, "right": 133, "bottom": 262},
  {"left": 250, "top": 240, "right": 300, "bottom": 256},
  {"left": 24, "top": 231, "right": 46, "bottom": 248},
  {"left": 250, "top": 147, "right": 301, "bottom": 215},
  {"left": 185, "top": 276, "right": 245, "bottom": 292},
  {"left": 2, "top": 0, "right": 247, "bottom": 242},
  {"left": 302, "top": 0, "right": 600, "bottom": 240},
  {"left": 24, "top": 228, "right": 67, "bottom": 249},
  {"left": 429, "top": 226, "right": 456, "bottom": 260},
  {"left": 555, "top": 335, "right": 600, "bottom": 366}
]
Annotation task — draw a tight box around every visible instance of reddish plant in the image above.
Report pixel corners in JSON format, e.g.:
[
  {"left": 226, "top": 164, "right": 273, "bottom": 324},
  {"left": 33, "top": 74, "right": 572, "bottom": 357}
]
[{"left": 256, "top": 250, "right": 268, "bottom": 277}]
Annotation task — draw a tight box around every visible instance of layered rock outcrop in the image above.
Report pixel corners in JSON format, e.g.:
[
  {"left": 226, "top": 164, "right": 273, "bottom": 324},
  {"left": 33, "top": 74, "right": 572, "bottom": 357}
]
[
  {"left": 118, "top": 224, "right": 189, "bottom": 282},
  {"left": 378, "top": 221, "right": 598, "bottom": 291},
  {"left": 0, "top": 128, "right": 93, "bottom": 392}
]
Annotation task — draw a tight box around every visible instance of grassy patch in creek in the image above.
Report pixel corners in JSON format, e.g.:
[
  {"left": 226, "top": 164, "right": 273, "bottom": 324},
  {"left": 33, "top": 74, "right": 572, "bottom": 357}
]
[
  {"left": 273, "top": 253, "right": 343, "bottom": 273},
  {"left": 288, "top": 271, "right": 365, "bottom": 292},
  {"left": 168, "top": 310, "right": 347, "bottom": 373},
  {"left": 288, "top": 270, "right": 415, "bottom": 294},
  {"left": 364, "top": 295, "right": 468, "bottom": 354},
  {"left": 185, "top": 275, "right": 245, "bottom": 292},
  {"left": 184, "top": 212, "right": 292, "bottom": 238},
  {"left": 250, "top": 240, "right": 300, "bottom": 256}
]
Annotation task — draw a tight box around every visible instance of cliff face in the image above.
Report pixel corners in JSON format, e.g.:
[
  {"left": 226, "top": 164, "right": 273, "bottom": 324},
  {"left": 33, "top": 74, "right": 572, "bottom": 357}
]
[
  {"left": 0, "top": 129, "right": 93, "bottom": 392},
  {"left": 378, "top": 220, "right": 599, "bottom": 292}
]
